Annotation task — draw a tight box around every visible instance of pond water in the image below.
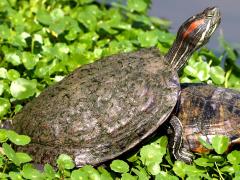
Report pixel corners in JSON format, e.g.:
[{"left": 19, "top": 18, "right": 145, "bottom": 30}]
[{"left": 149, "top": 0, "right": 240, "bottom": 50}]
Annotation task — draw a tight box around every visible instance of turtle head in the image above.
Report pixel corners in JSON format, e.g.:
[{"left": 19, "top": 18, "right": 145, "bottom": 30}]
[{"left": 166, "top": 7, "right": 221, "bottom": 71}]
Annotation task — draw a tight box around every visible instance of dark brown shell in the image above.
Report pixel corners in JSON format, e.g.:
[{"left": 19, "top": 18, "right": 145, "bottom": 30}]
[
  {"left": 178, "top": 84, "right": 240, "bottom": 153},
  {"left": 13, "top": 48, "right": 180, "bottom": 167}
]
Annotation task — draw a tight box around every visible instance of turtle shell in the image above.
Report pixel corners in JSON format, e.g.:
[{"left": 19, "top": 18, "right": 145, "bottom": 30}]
[
  {"left": 178, "top": 84, "right": 240, "bottom": 153},
  {"left": 12, "top": 48, "right": 180, "bottom": 167}
]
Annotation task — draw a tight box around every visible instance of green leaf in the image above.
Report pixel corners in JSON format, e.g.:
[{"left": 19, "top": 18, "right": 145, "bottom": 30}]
[
  {"left": 0, "top": 24, "right": 11, "bottom": 40},
  {"left": 21, "top": 52, "right": 39, "bottom": 70},
  {"left": 21, "top": 164, "right": 43, "bottom": 179},
  {"left": 36, "top": 10, "right": 52, "bottom": 25},
  {"left": 77, "top": 10, "right": 97, "bottom": 31},
  {"left": 10, "top": 78, "right": 37, "bottom": 100},
  {"left": 131, "top": 166, "right": 149, "bottom": 179},
  {"left": 0, "top": 129, "right": 8, "bottom": 143},
  {"left": 57, "top": 154, "right": 75, "bottom": 170},
  {"left": 195, "top": 61, "right": 210, "bottom": 81},
  {"left": 127, "top": 0, "right": 147, "bottom": 13},
  {"left": 211, "top": 135, "right": 229, "bottom": 154},
  {"left": 140, "top": 143, "right": 165, "bottom": 166},
  {"left": 16, "top": 152, "right": 32, "bottom": 164},
  {"left": 7, "top": 69, "right": 20, "bottom": 81},
  {"left": 198, "top": 136, "right": 213, "bottom": 150},
  {"left": 210, "top": 66, "right": 225, "bottom": 85},
  {"left": 80, "top": 165, "right": 101, "bottom": 179},
  {"left": 44, "top": 164, "right": 56, "bottom": 179},
  {"left": 121, "top": 173, "right": 137, "bottom": 180},
  {"left": 138, "top": 30, "right": 159, "bottom": 47},
  {"left": 173, "top": 161, "right": 186, "bottom": 179},
  {"left": 14, "top": 104, "right": 23, "bottom": 114},
  {"left": 5, "top": 53, "right": 21, "bottom": 66},
  {"left": 155, "top": 171, "right": 179, "bottom": 180},
  {"left": 97, "top": 166, "right": 113, "bottom": 180},
  {"left": 194, "top": 158, "right": 214, "bottom": 167},
  {"left": 0, "top": 173, "right": 8, "bottom": 179},
  {"left": 50, "top": 8, "right": 64, "bottom": 22},
  {"left": 147, "top": 163, "right": 161, "bottom": 175},
  {"left": 2, "top": 143, "right": 20, "bottom": 166},
  {"left": 0, "top": 68, "right": 7, "bottom": 79},
  {"left": 227, "top": 150, "right": 240, "bottom": 165},
  {"left": 220, "top": 166, "right": 235, "bottom": 174},
  {"left": 9, "top": 171, "right": 23, "bottom": 180},
  {"left": 0, "top": 98, "right": 10, "bottom": 117},
  {"left": 7, "top": 130, "right": 31, "bottom": 145},
  {"left": 110, "top": 160, "right": 129, "bottom": 173},
  {"left": 71, "top": 169, "right": 88, "bottom": 180}
]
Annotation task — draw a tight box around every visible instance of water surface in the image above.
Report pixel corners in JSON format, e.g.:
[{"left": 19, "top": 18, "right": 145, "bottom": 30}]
[{"left": 149, "top": 0, "right": 240, "bottom": 50}]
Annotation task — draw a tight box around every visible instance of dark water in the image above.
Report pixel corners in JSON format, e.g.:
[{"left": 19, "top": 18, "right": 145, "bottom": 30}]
[{"left": 149, "top": 0, "right": 240, "bottom": 50}]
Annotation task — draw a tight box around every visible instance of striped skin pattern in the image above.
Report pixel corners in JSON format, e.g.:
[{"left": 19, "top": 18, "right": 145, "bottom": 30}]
[
  {"left": 178, "top": 84, "right": 240, "bottom": 153},
  {"left": 166, "top": 7, "right": 221, "bottom": 71}
]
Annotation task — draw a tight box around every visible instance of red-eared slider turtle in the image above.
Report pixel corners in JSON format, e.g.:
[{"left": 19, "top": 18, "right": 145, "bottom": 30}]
[
  {"left": 10, "top": 7, "right": 220, "bottom": 167},
  {"left": 168, "top": 84, "right": 240, "bottom": 163}
]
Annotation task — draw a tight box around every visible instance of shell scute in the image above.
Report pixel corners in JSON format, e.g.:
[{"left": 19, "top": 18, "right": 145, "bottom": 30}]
[{"left": 179, "top": 84, "right": 240, "bottom": 153}]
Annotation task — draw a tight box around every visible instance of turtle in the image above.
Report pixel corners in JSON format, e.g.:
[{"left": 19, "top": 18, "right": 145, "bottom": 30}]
[
  {"left": 167, "top": 83, "right": 240, "bottom": 163},
  {"left": 9, "top": 7, "right": 221, "bottom": 167}
]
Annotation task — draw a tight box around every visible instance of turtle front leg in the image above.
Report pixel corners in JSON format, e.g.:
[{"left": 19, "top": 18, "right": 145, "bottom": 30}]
[{"left": 168, "top": 116, "right": 194, "bottom": 163}]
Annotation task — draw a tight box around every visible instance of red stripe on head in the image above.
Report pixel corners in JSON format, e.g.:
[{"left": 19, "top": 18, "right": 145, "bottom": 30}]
[{"left": 183, "top": 19, "right": 205, "bottom": 39}]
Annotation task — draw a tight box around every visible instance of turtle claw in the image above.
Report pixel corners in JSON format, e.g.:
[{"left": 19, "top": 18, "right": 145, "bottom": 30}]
[{"left": 168, "top": 116, "right": 194, "bottom": 164}]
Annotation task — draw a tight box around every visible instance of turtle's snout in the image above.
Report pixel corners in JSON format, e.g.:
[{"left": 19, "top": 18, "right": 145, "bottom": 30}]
[{"left": 205, "top": 7, "right": 221, "bottom": 25}]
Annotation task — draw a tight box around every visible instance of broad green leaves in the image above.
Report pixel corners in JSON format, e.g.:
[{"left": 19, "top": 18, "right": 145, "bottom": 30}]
[
  {"left": 110, "top": 160, "right": 129, "bottom": 173},
  {"left": 57, "top": 154, "right": 75, "bottom": 170},
  {"left": 0, "top": 0, "right": 240, "bottom": 179},
  {"left": 6, "top": 130, "right": 31, "bottom": 146},
  {"left": 0, "top": 98, "right": 10, "bottom": 117},
  {"left": 10, "top": 78, "right": 37, "bottom": 100},
  {"left": 211, "top": 135, "right": 229, "bottom": 154},
  {"left": 127, "top": 0, "right": 148, "bottom": 13}
]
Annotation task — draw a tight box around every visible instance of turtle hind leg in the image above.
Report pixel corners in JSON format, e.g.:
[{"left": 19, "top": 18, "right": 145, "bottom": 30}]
[{"left": 168, "top": 116, "right": 194, "bottom": 164}]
